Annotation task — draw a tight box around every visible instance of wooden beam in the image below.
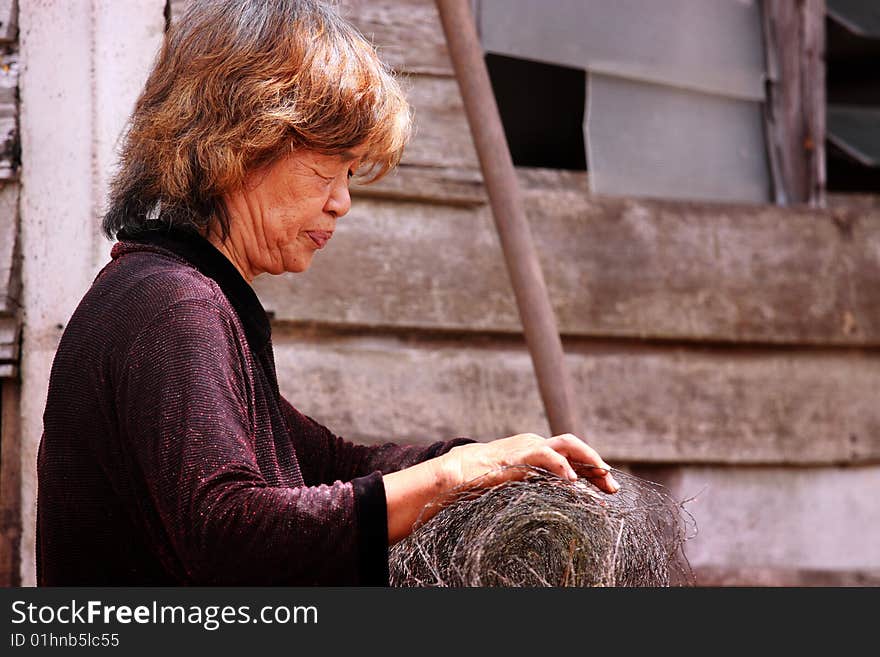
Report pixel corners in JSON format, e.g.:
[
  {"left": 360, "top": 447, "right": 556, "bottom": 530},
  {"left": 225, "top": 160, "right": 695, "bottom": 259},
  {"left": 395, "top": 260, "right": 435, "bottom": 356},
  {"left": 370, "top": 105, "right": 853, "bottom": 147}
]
[
  {"left": 0, "top": 0, "right": 16, "bottom": 45},
  {"left": 0, "top": 316, "right": 18, "bottom": 361},
  {"left": 0, "top": 183, "right": 20, "bottom": 315},
  {"left": 0, "top": 380, "right": 21, "bottom": 586},
  {"left": 271, "top": 331, "right": 880, "bottom": 465},
  {"left": 0, "top": 51, "right": 18, "bottom": 181},
  {"left": 693, "top": 566, "right": 880, "bottom": 587},
  {"left": 1, "top": 182, "right": 20, "bottom": 379},
  {"left": 762, "top": 0, "right": 826, "bottom": 206},
  {"left": 254, "top": 195, "right": 880, "bottom": 346}
]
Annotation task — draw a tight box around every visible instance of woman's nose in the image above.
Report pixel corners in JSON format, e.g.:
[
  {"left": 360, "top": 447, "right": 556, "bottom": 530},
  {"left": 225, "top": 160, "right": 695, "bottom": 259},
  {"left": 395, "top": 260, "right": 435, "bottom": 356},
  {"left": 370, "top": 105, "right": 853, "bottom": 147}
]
[{"left": 325, "top": 177, "right": 352, "bottom": 218}]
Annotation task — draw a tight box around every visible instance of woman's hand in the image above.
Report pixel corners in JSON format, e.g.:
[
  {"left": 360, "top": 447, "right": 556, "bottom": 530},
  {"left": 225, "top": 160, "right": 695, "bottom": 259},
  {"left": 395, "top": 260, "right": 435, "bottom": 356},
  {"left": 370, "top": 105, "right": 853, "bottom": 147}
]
[
  {"left": 384, "top": 432, "right": 618, "bottom": 544},
  {"left": 441, "top": 433, "right": 620, "bottom": 494}
]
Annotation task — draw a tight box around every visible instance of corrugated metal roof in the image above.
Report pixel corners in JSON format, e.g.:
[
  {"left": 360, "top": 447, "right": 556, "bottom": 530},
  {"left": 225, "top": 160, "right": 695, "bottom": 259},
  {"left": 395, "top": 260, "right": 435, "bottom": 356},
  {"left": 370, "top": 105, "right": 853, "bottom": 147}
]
[
  {"left": 828, "top": 0, "right": 880, "bottom": 39},
  {"left": 827, "top": 105, "right": 880, "bottom": 167}
]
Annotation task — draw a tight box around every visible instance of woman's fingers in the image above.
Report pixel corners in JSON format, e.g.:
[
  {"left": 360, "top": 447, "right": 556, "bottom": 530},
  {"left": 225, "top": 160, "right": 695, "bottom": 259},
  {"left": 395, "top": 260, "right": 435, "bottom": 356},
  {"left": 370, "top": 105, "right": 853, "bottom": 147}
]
[
  {"left": 448, "top": 432, "right": 619, "bottom": 493},
  {"left": 547, "top": 433, "right": 620, "bottom": 493},
  {"left": 502, "top": 433, "right": 618, "bottom": 492},
  {"left": 531, "top": 445, "right": 578, "bottom": 481},
  {"left": 547, "top": 433, "right": 608, "bottom": 468}
]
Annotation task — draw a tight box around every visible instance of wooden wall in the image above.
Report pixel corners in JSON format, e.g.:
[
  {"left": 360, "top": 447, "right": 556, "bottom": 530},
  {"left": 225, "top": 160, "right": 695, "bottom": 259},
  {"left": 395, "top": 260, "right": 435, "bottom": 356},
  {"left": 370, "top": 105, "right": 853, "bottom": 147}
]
[
  {"left": 0, "top": 0, "right": 18, "bottom": 378},
  {"left": 258, "top": 0, "right": 880, "bottom": 584},
  {"left": 241, "top": 0, "right": 880, "bottom": 457},
  {"left": 0, "top": 0, "right": 18, "bottom": 586}
]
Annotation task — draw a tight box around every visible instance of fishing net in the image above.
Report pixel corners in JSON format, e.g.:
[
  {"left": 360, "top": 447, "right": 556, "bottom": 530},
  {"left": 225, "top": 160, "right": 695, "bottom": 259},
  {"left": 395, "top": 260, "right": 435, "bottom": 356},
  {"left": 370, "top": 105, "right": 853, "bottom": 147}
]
[{"left": 389, "top": 465, "right": 695, "bottom": 587}]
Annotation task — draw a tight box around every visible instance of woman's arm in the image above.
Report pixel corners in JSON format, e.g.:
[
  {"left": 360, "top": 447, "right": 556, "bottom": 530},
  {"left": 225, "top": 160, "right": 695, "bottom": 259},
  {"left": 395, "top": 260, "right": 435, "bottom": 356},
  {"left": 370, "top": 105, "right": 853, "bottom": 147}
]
[
  {"left": 116, "top": 298, "right": 386, "bottom": 584},
  {"left": 280, "top": 398, "right": 474, "bottom": 484},
  {"left": 280, "top": 386, "right": 619, "bottom": 545}
]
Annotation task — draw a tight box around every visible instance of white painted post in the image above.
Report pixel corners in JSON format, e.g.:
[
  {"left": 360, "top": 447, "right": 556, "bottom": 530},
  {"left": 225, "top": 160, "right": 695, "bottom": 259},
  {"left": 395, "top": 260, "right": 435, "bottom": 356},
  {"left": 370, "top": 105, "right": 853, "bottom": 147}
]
[
  {"left": 92, "top": 0, "right": 166, "bottom": 271},
  {"left": 18, "top": 0, "right": 165, "bottom": 587}
]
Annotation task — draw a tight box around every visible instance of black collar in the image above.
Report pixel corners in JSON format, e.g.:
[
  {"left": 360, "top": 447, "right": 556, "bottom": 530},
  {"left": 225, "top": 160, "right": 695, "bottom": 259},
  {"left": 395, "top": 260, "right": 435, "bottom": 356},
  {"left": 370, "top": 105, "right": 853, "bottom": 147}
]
[{"left": 117, "top": 227, "right": 272, "bottom": 352}]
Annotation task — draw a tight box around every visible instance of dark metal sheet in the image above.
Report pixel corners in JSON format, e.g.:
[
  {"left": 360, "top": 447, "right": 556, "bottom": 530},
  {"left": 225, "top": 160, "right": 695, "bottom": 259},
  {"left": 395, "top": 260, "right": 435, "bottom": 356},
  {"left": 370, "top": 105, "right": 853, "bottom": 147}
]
[
  {"left": 827, "top": 105, "right": 880, "bottom": 167},
  {"left": 828, "top": 0, "right": 880, "bottom": 39}
]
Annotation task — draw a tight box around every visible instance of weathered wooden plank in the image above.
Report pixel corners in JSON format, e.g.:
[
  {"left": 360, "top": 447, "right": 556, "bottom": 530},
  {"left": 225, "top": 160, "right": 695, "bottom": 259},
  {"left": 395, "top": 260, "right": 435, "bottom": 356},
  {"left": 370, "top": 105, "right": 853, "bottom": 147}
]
[
  {"left": 254, "top": 194, "right": 880, "bottom": 346},
  {"left": 338, "top": 0, "right": 451, "bottom": 75},
  {"left": 170, "top": 0, "right": 452, "bottom": 75},
  {"left": 0, "top": 50, "right": 15, "bottom": 107},
  {"left": 271, "top": 331, "right": 880, "bottom": 465},
  {"left": 0, "top": 115, "right": 16, "bottom": 180},
  {"left": 0, "top": 312, "right": 18, "bottom": 377},
  {"left": 0, "top": 315, "right": 18, "bottom": 362},
  {"left": 0, "top": 51, "right": 18, "bottom": 180},
  {"left": 354, "top": 165, "right": 589, "bottom": 207},
  {"left": 0, "top": 0, "right": 16, "bottom": 44},
  {"left": 693, "top": 566, "right": 880, "bottom": 587},
  {"left": 397, "top": 74, "right": 477, "bottom": 170},
  {"left": 0, "top": 183, "right": 18, "bottom": 315},
  {"left": 828, "top": 193, "right": 880, "bottom": 210},
  {"left": 646, "top": 465, "right": 880, "bottom": 575},
  {"left": 354, "top": 163, "right": 486, "bottom": 206},
  {"left": 349, "top": 74, "right": 480, "bottom": 201},
  {"left": 0, "top": 381, "right": 21, "bottom": 585}
]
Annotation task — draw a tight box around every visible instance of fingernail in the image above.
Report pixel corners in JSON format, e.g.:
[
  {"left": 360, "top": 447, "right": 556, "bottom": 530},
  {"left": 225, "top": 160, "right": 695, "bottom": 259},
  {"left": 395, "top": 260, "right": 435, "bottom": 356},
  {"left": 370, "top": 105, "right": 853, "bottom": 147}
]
[
  {"left": 569, "top": 470, "right": 578, "bottom": 481},
  {"left": 609, "top": 475, "right": 620, "bottom": 491}
]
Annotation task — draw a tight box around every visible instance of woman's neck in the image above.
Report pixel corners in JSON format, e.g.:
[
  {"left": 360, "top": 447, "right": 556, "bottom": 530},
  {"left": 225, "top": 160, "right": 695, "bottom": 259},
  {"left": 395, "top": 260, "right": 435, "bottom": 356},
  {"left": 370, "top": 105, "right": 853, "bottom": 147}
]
[{"left": 205, "top": 229, "right": 257, "bottom": 284}]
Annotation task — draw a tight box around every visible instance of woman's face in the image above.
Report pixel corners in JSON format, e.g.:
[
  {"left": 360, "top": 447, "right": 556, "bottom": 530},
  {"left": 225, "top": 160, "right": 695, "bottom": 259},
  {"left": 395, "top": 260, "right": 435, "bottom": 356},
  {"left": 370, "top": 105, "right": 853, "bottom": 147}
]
[{"left": 219, "top": 148, "right": 362, "bottom": 279}]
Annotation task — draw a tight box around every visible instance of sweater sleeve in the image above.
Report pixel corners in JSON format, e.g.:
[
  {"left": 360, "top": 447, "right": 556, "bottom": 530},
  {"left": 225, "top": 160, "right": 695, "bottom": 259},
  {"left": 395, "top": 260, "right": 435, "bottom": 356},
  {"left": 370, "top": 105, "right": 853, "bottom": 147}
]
[
  {"left": 280, "top": 397, "right": 476, "bottom": 487},
  {"left": 115, "top": 297, "right": 378, "bottom": 585}
]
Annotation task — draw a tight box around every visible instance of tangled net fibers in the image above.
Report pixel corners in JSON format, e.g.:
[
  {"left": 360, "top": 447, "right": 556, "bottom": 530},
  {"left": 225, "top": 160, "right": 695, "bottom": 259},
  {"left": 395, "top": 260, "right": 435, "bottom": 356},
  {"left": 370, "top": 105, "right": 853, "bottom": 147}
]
[{"left": 389, "top": 465, "right": 695, "bottom": 587}]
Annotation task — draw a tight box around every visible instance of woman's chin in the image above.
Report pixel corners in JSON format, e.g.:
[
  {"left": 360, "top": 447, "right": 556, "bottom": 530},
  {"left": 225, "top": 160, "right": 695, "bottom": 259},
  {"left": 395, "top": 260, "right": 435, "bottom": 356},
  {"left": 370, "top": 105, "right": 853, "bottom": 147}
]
[{"left": 280, "top": 253, "right": 314, "bottom": 274}]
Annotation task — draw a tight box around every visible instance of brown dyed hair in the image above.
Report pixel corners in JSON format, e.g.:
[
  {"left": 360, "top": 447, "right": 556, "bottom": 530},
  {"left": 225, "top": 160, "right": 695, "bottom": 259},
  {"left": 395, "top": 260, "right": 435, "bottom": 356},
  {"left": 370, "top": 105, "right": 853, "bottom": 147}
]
[{"left": 103, "top": 0, "right": 412, "bottom": 239}]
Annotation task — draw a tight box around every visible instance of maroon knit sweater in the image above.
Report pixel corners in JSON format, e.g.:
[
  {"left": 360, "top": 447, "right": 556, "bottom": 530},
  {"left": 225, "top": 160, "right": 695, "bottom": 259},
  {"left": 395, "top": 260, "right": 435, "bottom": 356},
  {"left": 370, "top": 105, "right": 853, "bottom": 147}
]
[{"left": 36, "top": 228, "right": 472, "bottom": 586}]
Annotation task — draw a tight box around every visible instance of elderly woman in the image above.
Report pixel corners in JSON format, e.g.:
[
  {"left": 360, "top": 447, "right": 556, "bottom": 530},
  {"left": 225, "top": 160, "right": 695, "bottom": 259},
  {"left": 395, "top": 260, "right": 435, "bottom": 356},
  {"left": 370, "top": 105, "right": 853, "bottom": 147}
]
[{"left": 37, "top": 0, "right": 618, "bottom": 585}]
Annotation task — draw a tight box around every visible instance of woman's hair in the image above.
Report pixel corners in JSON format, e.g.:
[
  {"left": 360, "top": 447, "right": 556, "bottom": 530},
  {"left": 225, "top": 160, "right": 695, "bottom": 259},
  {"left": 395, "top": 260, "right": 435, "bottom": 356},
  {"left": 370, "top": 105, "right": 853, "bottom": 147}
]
[{"left": 103, "top": 0, "right": 412, "bottom": 239}]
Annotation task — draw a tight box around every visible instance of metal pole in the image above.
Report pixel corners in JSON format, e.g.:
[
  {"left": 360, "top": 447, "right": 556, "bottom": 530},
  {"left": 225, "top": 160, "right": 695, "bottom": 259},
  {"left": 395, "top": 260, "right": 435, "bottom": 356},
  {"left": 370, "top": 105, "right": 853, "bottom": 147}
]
[{"left": 435, "top": 0, "right": 582, "bottom": 436}]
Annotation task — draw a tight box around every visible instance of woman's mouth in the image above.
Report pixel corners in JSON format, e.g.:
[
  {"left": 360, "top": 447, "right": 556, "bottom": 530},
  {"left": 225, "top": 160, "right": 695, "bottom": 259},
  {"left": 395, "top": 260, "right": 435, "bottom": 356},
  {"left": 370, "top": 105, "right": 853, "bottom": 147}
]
[{"left": 306, "top": 231, "right": 332, "bottom": 249}]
